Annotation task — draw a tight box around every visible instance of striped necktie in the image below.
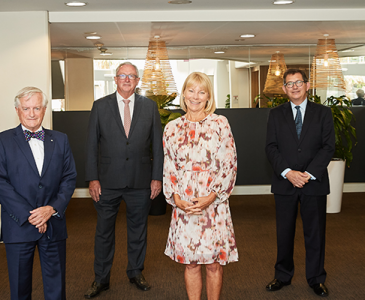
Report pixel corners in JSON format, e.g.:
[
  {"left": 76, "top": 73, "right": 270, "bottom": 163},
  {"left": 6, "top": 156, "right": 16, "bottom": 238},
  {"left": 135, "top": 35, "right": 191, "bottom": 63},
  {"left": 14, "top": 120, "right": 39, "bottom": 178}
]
[{"left": 295, "top": 106, "right": 302, "bottom": 138}]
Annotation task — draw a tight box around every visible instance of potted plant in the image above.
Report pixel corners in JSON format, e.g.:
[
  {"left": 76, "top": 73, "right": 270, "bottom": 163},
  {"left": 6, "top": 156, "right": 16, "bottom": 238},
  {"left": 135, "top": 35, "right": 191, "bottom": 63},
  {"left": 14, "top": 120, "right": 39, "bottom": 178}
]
[
  {"left": 254, "top": 94, "right": 289, "bottom": 108},
  {"left": 309, "top": 94, "right": 357, "bottom": 213},
  {"left": 143, "top": 91, "right": 181, "bottom": 215}
]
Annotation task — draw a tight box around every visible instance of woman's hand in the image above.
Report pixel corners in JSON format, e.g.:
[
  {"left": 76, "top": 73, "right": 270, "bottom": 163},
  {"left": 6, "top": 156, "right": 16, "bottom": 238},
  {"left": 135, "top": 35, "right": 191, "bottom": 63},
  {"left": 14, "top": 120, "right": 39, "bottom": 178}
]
[
  {"left": 173, "top": 194, "right": 194, "bottom": 212},
  {"left": 185, "top": 192, "right": 217, "bottom": 215}
]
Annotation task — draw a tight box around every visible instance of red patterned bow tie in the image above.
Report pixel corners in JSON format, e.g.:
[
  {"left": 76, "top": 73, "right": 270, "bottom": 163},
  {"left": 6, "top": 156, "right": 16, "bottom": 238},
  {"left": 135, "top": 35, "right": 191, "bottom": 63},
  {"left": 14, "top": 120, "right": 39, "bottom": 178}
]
[{"left": 23, "top": 130, "right": 45, "bottom": 142}]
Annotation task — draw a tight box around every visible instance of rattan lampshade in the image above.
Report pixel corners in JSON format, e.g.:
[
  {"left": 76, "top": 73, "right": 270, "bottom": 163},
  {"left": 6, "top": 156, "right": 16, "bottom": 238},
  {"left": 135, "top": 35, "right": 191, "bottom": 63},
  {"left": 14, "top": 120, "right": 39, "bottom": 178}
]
[
  {"left": 263, "top": 51, "right": 287, "bottom": 94},
  {"left": 309, "top": 38, "right": 346, "bottom": 92},
  {"left": 140, "top": 39, "right": 178, "bottom": 95}
]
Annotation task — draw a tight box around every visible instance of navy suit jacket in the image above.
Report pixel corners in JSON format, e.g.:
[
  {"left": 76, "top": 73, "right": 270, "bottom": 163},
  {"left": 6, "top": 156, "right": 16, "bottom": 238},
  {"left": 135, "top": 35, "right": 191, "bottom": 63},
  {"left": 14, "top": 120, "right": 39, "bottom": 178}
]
[
  {"left": 85, "top": 92, "right": 163, "bottom": 189},
  {"left": 0, "top": 125, "right": 77, "bottom": 243},
  {"left": 266, "top": 101, "right": 335, "bottom": 196}
]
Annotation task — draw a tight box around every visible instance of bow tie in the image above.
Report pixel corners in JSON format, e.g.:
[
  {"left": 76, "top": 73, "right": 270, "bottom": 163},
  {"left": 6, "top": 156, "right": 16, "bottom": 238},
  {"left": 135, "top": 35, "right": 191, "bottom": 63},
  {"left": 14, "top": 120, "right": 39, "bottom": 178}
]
[{"left": 24, "top": 130, "right": 45, "bottom": 142}]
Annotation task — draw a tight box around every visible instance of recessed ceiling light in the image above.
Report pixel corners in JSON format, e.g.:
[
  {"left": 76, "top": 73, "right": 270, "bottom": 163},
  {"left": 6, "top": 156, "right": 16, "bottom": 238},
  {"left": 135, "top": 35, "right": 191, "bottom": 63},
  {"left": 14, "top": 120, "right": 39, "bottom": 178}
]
[
  {"left": 65, "top": 1, "right": 87, "bottom": 7},
  {"left": 272, "top": 0, "right": 294, "bottom": 4},
  {"left": 214, "top": 51, "right": 225, "bottom": 54},
  {"left": 240, "top": 34, "right": 255, "bottom": 38},
  {"left": 168, "top": 0, "right": 192, "bottom": 4},
  {"left": 341, "top": 49, "right": 355, "bottom": 53},
  {"left": 86, "top": 35, "right": 101, "bottom": 40},
  {"left": 100, "top": 48, "right": 112, "bottom": 56}
]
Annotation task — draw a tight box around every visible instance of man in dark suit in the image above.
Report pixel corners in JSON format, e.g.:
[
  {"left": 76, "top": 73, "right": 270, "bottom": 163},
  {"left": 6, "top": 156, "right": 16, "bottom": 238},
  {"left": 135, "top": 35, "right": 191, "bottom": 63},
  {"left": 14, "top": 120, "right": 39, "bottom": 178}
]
[
  {"left": 0, "top": 87, "right": 77, "bottom": 300},
  {"left": 352, "top": 89, "right": 365, "bottom": 105},
  {"left": 84, "top": 62, "right": 163, "bottom": 298},
  {"left": 265, "top": 69, "right": 335, "bottom": 297}
]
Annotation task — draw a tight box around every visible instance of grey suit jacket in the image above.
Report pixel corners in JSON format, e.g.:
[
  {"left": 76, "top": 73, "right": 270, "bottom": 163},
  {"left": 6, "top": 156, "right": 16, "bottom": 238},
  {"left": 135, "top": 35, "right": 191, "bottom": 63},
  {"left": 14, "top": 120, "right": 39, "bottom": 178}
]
[{"left": 85, "top": 92, "right": 163, "bottom": 189}]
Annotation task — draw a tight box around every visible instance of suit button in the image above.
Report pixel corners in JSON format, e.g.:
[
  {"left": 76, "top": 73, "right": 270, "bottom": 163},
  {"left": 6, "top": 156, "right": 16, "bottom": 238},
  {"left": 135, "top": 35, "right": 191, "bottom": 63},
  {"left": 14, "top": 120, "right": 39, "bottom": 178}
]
[
  {"left": 39, "top": 185, "right": 43, "bottom": 189},
  {"left": 126, "top": 142, "right": 129, "bottom": 145},
  {"left": 126, "top": 158, "right": 129, "bottom": 161},
  {"left": 298, "top": 149, "right": 301, "bottom": 152}
]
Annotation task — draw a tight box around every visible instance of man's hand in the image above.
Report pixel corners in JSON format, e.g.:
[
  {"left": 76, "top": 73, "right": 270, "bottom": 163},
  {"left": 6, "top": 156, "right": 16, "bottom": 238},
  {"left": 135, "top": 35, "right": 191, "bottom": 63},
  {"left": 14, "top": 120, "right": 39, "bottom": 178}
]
[
  {"left": 150, "top": 180, "right": 162, "bottom": 199},
  {"left": 38, "top": 223, "right": 47, "bottom": 234},
  {"left": 286, "top": 170, "right": 310, "bottom": 188},
  {"left": 185, "top": 193, "right": 217, "bottom": 215},
  {"left": 28, "top": 205, "right": 55, "bottom": 228},
  {"left": 89, "top": 180, "right": 102, "bottom": 202}
]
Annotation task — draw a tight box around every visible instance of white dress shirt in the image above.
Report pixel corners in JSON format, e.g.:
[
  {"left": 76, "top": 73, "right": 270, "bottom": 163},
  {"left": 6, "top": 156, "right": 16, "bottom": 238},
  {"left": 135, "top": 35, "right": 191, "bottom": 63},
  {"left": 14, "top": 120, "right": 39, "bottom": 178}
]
[
  {"left": 116, "top": 91, "right": 135, "bottom": 125},
  {"left": 22, "top": 125, "right": 44, "bottom": 176}
]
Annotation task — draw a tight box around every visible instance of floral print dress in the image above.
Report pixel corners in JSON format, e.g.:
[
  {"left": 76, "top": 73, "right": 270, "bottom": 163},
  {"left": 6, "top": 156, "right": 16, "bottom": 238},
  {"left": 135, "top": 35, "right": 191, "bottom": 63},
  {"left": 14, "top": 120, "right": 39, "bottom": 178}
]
[{"left": 163, "top": 113, "right": 238, "bottom": 265}]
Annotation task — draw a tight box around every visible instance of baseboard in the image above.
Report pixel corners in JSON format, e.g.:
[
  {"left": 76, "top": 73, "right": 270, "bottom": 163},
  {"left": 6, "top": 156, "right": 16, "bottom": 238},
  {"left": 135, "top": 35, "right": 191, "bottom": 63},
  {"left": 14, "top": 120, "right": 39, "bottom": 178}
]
[{"left": 72, "top": 183, "right": 365, "bottom": 198}]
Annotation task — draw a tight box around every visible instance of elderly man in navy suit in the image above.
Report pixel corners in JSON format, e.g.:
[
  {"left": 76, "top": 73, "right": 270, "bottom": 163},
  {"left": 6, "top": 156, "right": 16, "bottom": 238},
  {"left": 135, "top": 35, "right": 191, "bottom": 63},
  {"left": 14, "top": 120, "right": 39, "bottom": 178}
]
[
  {"left": 0, "top": 87, "right": 77, "bottom": 300},
  {"left": 265, "top": 69, "right": 335, "bottom": 297},
  {"left": 84, "top": 62, "right": 163, "bottom": 298}
]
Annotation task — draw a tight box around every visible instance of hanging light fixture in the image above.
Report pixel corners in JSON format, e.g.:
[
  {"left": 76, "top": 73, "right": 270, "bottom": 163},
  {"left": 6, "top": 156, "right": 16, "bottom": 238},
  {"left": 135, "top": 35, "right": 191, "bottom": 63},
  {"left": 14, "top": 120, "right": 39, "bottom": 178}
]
[
  {"left": 309, "top": 34, "right": 346, "bottom": 92},
  {"left": 263, "top": 51, "right": 287, "bottom": 94},
  {"left": 140, "top": 36, "right": 178, "bottom": 96}
]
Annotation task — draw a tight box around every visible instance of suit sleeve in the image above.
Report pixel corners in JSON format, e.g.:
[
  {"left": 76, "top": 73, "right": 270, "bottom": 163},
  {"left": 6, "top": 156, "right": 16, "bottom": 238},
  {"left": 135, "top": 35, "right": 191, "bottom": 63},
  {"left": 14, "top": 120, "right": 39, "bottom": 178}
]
[
  {"left": 47, "top": 135, "right": 77, "bottom": 218},
  {"left": 150, "top": 101, "right": 163, "bottom": 181},
  {"left": 306, "top": 107, "right": 335, "bottom": 181},
  {"left": 85, "top": 101, "right": 100, "bottom": 182},
  {"left": 0, "top": 139, "right": 34, "bottom": 226},
  {"left": 265, "top": 109, "right": 290, "bottom": 177}
]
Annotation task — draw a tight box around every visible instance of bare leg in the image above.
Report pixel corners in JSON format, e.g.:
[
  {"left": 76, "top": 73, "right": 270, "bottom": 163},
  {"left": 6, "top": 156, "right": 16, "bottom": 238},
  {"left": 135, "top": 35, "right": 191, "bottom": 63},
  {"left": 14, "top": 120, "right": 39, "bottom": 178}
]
[
  {"left": 185, "top": 264, "right": 202, "bottom": 300},
  {"left": 206, "top": 263, "right": 223, "bottom": 300}
]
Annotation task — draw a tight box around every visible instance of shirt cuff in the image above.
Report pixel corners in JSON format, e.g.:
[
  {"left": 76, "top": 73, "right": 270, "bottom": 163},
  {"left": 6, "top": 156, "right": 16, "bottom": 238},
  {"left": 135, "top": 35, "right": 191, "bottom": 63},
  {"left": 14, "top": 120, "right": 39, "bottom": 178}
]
[
  {"left": 281, "top": 168, "right": 291, "bottom": 179},
  {"left": 305, "top": 171, "right": 316, "bottom": 180}
]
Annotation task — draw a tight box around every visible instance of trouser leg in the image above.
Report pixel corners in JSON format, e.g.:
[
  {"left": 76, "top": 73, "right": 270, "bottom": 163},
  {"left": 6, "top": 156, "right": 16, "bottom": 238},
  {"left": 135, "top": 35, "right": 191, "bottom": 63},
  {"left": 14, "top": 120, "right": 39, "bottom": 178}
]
[
  {"left": 300, "top": 194, "right": 327, "bottom": 286},
  {"left": 274, "top": 193, "right": 299, "bottom": 282},
  {"left": 38, "top": 236, "right": 66, "bottom": 300},
  {"left": 5, "top": 241, "right": 36, "bottom": 300},
  {"left": 123, "top": 188, "right": 151, "bottom": 278},
  {"left": 93, "top": 192, "right": 122, "bottom": 284}
]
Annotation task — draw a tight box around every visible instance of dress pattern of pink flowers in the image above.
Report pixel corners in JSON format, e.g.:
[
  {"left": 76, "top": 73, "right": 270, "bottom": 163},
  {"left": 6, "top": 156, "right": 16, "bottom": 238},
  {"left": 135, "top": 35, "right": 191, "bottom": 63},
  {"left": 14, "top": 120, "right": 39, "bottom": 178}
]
[{"left": 163, "top": 114, "right": 238, "bottom": 265}]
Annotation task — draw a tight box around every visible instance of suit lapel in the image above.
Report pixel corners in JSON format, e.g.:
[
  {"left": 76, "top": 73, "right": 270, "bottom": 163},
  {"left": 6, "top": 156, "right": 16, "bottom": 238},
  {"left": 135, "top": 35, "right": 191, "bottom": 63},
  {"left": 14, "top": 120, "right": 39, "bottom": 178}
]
[
  {"left": 283, "top": 102, "right": 299, "bottom": 143},
  {"left": 129, "top": 94, "right": 142, "bottom": 137},
  {"left": 107, "top": 92, "right": 126, "bottom": 137},
  {"left": 41, "top": 129, "right": 55, "bottom": 177},
  {"left": 13, "top": 125, "right": 39, "bottom": 176}
]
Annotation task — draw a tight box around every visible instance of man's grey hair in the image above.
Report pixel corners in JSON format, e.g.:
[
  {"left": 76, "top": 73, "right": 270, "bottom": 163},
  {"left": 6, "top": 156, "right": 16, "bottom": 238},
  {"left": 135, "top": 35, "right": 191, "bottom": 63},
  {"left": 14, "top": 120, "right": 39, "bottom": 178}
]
[
  {"left": 14, "top": 87, "right": 48, "bottom": 108},
  {"left": 115, "top": 62, "right": 139, "bottom": 78},
  {"left": 356, "top": 89, "right": 364, "bottom": 98}
]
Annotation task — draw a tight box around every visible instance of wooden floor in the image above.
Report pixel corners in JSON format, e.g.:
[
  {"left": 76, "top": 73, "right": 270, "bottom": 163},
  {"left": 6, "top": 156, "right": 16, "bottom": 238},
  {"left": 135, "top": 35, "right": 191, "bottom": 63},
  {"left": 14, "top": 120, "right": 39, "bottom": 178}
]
[{"left": 1, "top": 193, "right": 365, "bottom": 299}]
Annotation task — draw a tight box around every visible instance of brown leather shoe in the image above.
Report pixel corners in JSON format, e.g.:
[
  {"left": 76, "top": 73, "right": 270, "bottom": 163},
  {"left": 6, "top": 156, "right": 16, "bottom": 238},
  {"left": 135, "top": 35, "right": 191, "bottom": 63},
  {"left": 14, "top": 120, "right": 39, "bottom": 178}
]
[
  {"left": 84, "top": 281, "right": 109, "bottom": 299},
  {"left": 311, "top": 283, "right": 329, "bottom": 297},
  {"left": 129, "top": 273, "right": 151, "bottom": 291},
  {"left": 266, "top": 278, "right": 291, "bottom": 291}
]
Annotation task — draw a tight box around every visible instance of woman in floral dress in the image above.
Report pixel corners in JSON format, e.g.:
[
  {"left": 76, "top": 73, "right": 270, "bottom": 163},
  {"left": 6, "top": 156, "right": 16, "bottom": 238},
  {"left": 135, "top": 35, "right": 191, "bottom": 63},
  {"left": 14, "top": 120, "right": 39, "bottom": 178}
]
[{"left": 163, "top": 72, "right": 238, "bottom": 300}]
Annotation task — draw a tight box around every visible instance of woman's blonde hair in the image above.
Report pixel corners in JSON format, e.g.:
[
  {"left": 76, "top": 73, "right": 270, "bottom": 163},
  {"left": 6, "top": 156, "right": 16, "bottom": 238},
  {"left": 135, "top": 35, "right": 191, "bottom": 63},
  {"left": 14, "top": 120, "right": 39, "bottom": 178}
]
[{"left": 180, "top": 72, "right": 216, "bottom": 114}]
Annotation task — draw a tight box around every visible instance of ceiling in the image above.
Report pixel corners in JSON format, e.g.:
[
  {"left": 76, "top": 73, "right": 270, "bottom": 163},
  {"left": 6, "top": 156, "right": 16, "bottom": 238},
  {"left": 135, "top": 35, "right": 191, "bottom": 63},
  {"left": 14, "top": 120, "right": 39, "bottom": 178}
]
[{"left": 2, "top": 0, "right": 365, "bottom": 64}]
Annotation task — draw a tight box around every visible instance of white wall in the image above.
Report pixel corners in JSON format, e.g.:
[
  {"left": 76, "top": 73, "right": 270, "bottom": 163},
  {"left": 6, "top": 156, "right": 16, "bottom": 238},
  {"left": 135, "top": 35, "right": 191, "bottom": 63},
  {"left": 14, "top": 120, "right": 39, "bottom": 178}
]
[{"left": 0, "top": 12, "right": 51, "bottom": 131}]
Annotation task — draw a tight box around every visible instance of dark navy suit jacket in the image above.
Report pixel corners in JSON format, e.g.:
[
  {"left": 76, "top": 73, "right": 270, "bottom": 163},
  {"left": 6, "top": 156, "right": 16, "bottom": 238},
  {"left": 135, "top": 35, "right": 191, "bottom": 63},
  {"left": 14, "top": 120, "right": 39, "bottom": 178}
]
[{"left": 0, "top": 125, "right": 77, "bottom": 243}]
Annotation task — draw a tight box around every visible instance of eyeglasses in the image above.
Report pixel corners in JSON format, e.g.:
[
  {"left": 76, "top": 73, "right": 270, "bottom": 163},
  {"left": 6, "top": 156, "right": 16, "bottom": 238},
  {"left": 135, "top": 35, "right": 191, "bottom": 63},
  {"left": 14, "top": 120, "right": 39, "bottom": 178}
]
[
  {"left": 116, "top": 74, "right": 138, "bottom": 80},
  {"left": 284, "top": 80, "right": 306, "bottom": 88}
]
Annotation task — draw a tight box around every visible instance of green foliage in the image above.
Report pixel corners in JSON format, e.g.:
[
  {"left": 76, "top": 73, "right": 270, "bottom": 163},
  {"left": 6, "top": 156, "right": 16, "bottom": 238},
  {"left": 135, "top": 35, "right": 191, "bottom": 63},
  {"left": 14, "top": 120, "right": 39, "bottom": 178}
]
[
  {"left": 308, "top": 94, "right": 357, "bottom": 167},
  {"left": 145, "top": 92, "right": 181, "bottom": 130},
  {"left": 225, "top": 94, "right": 230, "bottom": 108},
  {"left": 254, "top": 94, "right": 289, "bottom": 108}
]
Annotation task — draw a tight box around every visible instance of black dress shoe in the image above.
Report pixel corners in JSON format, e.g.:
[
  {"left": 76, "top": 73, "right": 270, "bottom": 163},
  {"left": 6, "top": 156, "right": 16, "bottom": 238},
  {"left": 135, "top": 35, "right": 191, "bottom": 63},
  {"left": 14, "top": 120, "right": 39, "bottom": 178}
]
[
  {"left": 129, "top": 273, "right": 151, "bottom": 291},
  {"left": 84, "top": 281, "right": 109, "bottom": 299},
  {"left": 311, "top": 283, "right": 329, "bottom": 297},
  {"left": 266, "top": 278, "right": 291, "bottom": 291}
]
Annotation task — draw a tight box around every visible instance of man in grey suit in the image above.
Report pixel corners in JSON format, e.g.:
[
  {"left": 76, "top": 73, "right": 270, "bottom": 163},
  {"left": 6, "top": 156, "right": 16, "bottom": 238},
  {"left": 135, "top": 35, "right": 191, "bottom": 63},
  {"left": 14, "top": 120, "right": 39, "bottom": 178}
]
[{"left": 84, "top": 62, "right": 163, "bottom": 298}]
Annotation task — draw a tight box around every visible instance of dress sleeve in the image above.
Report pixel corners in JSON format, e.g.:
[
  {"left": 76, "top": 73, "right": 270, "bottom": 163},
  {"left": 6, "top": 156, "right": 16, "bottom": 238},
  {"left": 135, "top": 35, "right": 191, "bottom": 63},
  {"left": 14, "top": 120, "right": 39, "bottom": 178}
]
[
  {"left": 210, "top": 117, "right": 237, "bottom": 204},
  {"left": 163, "top": 122, "right": 180, "bottom": 207}
]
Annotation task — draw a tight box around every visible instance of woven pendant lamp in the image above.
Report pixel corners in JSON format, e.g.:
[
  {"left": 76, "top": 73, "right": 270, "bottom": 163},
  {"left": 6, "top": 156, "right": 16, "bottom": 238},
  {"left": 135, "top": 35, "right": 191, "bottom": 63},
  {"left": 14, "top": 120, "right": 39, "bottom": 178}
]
[
  {"left": 309, "top": 35, "right": 346, "bottom": 92},
  {"left": 140, "top": 37, "right": 178, "bottom": 96},
  {"left": 263, "top": 51, "right": 287, "bottom": 94}
]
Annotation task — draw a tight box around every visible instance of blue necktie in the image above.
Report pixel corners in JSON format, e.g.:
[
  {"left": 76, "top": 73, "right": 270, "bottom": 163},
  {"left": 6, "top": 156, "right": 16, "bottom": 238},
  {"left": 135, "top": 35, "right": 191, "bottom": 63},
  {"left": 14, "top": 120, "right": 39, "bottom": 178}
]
[{"left": 295, "top": 106, "right": 302, "bottom": 138}]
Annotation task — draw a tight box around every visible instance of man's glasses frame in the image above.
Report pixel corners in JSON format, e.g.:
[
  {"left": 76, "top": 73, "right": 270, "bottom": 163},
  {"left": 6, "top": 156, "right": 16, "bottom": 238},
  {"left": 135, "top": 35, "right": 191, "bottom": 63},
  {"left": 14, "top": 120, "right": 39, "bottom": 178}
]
[
  {"left": 116, "top": 74, "right": 138, "bottom": 80},
  {"left": 284, "top": 80, "right": 306, "bottom": 88}
]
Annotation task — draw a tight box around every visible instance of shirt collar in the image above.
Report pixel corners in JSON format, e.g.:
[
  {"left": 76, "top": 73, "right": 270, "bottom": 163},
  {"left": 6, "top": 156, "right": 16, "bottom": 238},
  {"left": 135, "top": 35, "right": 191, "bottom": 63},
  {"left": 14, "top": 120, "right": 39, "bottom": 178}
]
[
  {"left": 116, "top": 91, "right": 135, "bottom": 104},
  {"left": 291, "top": 98, "right": 307, "bottom": 110},
  {"left": 21, "top": 125, "right": 43, "bottom": 133}
]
